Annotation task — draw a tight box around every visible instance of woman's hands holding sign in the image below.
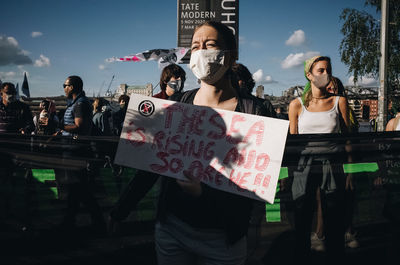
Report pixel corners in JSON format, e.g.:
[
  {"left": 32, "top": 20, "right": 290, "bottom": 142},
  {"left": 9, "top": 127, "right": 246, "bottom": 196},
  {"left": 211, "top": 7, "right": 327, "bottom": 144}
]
[{"left": 176, "top": 170, "right": 202, "bottom": 197}]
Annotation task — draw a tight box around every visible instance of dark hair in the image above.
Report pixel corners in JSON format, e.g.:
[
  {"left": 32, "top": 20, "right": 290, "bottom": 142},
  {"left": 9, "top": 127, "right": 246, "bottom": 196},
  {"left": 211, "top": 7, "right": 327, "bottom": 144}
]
[
  {"left": 232, "top": 63, "right": 255, "bottom": 94},
  {"left": 0, "top": 82, "right": 16, "bottom": 94},
  {"left": 40, "top": 99, "right": 50, "bottom": 111},
  {"left": 67, "top": 75, "right": 83, "bottom": 93},
  {"left": 93, "top": 97, "right": 107, "bottom": 112},
  {"left": 192, "top": 21, "right": 238, "bottom": 60},
  {"left": 330, "top": 76, "right": 346, "bottom": 97},
  {"left": 118, "top": 94, "right": 130, "bottom": 104},
  {"left": 160, "top": 64, "right": 186, "bottom": 91}
]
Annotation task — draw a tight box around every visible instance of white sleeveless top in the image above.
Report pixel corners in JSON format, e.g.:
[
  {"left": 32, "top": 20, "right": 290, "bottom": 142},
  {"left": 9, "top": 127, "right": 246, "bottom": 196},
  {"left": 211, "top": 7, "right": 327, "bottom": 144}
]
[
  {"left": 297, "top": 97, "right": 341, "bottom": 134},
  {"left": 395, "top": 118, "right": 400, "bottom": 131}
]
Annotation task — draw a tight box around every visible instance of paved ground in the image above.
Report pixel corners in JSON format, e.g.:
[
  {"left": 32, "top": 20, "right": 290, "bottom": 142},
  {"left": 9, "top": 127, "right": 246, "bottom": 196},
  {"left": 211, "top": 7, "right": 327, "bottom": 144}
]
[{"left": 1, "top": 204, "right": 399, "bottom": 265}]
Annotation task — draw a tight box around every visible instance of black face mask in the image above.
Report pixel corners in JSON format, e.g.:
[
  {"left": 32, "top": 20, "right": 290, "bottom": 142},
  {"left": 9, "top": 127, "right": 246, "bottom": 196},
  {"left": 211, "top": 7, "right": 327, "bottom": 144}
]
[{"left": 167, "top": 80, "right": 182, "bottom": 92}]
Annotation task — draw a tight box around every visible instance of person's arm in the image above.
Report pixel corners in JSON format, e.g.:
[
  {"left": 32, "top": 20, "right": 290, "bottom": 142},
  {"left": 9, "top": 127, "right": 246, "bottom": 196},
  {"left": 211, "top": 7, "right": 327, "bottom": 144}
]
[
  {"left": 109, "top": 170, "right": 160, "bottom": 221},
  {"left": 63, "top": 102, "right": 91, "bottom": 134},
  {"left": 338, "top": 96, "right": 350, "bottom": 133},
  {"left": 63, "top": 118, "right": 84, "bottom": 133},
  {"left": 386, "top": 118, "right": 395, "bottom": 131},
  {"left": 288, "top": 99, "right": 301, "bottom": 135},
  {"left": 338, "top": 97, "right": 355, "bottom": 190},
  {"left": 21, "top": 103, "right": 34, "bottom": 134},
  {"left": 33, "top": 115, "right": 38, "bottom": 127},
  {"left": 108, "top": 170, "right": 160, "bottom": 235}
]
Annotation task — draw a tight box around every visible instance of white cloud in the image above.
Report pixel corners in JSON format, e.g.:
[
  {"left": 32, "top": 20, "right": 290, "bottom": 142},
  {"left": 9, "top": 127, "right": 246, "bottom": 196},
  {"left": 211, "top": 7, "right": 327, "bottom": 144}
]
[
  {"left": 239, "top": 35, "right": 246, "bottom": 44},
  {"left": 0, "top": 71, "right": 17, "bottom": 78},
  {"left": 7, "top": 36, "right": 18, "bottom": 46},
  {"left": 281, "top": 51, "right": 320, "bottom": 69},
  {"left": 253, "top": 69, "right": 264, "bottom": 83},
  {"left": 21, "top": 50, "right": 31, "bottom": 56},
  {"left": 264, "top": 75, "right": 277, "bottom": 84},
  {"left": 99, "top": 64, "right": 106, "bottom": 70},
  {"left": 348, "top": 75, "right": 378, "bottom": 86},
  {"left": 252, "top": 69, "right": 277, "bottom": 84},
  {"left": 34, "top": 54, "right": 51, "bottom": 67},
  {"left": 285, "top": 30, "right": 306, "bottom": 46},
  {"left": 0, "top": 35, "right": 33, "bottom": 66},
  {"left": 31, "top": 31, "right": 43, "bottom": 38}
]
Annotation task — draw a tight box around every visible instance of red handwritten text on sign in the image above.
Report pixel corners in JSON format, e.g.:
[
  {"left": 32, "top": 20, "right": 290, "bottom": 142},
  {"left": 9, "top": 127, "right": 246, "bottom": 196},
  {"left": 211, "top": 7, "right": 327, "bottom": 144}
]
[{"left": 116, "top": 96, "right": 288, "bottom": 203}]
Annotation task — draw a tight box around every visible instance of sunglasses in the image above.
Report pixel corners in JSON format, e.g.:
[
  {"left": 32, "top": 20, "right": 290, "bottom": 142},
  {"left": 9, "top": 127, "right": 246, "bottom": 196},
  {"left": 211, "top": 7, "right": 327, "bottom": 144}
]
[{"left": 63, "top": 84, "right": 72, "bottom": 88}]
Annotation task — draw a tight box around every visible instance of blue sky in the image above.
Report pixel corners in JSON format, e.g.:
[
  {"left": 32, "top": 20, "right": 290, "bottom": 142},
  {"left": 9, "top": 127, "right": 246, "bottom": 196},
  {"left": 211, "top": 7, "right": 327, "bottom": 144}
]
[{"left": 0, "top": 0, "right": 379, "bottom": 97}]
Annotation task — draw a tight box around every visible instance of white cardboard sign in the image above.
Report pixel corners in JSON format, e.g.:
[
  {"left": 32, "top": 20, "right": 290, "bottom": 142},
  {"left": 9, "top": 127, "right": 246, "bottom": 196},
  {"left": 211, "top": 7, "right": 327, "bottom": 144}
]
[{"left": 115, "top": 95, "right": 289, "bottom": 203}]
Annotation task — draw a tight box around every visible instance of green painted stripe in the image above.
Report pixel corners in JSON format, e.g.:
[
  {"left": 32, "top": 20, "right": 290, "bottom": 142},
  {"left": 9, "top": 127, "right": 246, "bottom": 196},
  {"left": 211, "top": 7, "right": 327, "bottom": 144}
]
[
  {"left": 265, "top": 169, "right": 287, "bottom": 223},
  {"left": 31, "top": 169, "right": 58, "bottom": 198},
  {"left": 343, "top": 163, "right": 379, "bottom": 173},
  {"left": 266, "top": 198, "right": 281, "bottom": 222},
  {"left": 279, "top": 167, "right": 288, "bottom": 180},
  {"left": 31, "top": 169, "right": 56, "bottom": 182}
]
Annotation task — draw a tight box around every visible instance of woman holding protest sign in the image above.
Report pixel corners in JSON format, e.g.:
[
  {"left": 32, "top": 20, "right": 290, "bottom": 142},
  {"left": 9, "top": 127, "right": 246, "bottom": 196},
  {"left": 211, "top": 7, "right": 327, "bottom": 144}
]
[
  {"left": 109, "top": 21, "right": 271, "bottom": 265},
  {"left": 288, "top": 56, "right": 350, "bottom": 263}
]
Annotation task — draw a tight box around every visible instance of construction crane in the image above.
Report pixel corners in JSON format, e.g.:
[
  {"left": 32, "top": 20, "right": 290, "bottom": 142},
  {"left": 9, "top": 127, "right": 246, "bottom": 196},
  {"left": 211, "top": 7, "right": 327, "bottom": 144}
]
[{"left": 104, "top": 75, "right": 115, "bottom": 97}]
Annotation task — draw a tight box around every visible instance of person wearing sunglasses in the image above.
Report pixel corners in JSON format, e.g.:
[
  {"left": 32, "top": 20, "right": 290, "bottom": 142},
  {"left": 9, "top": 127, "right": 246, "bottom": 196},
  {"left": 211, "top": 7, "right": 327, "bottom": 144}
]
[
  {"left": 153, "top": 63, "right": 186, "bottom": 100},
  {"left": 56, "top": 75, "right": 106, "bottom": 234}
]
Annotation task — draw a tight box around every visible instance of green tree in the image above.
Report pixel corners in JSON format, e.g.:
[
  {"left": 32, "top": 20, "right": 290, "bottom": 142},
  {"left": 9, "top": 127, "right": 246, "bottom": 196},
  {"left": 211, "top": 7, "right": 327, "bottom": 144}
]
[{"left": 340, "top": 0, "right": 400, "bottom": 89}]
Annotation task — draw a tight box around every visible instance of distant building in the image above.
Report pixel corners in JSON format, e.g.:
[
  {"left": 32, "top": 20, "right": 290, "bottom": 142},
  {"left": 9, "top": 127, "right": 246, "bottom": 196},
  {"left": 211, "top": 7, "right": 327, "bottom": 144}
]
[
  {"left": 114, "top": 83, "right": 153, "bottom": 100},
  {"left": 360, "top": 99, "right": 378, "bottom": 120},
  {"left": 256, "top": 85, "right": 264, "bottom": 98},
  {"left": 348, "top": 99, "right": 362, "bottom": 120}
]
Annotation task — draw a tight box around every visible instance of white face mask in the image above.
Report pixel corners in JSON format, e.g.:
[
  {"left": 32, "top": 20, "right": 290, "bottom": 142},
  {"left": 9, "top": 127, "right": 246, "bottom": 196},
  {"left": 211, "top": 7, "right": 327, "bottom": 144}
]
[{"left": 189, "top": 49, "right": 229, "bottom": 84}]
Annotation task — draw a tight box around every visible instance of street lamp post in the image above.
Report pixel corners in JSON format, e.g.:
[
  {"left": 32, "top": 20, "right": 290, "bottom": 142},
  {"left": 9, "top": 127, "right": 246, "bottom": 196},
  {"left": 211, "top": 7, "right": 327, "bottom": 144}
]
[{"left": 377, "top": 0, "right": 389, "bottom": 131}]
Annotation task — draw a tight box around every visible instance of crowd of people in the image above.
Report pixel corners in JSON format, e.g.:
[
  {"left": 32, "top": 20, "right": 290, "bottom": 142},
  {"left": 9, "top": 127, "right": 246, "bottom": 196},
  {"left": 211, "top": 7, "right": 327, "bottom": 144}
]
[{"left": 0, "top": 21, "right": 399, "bottom": 264}]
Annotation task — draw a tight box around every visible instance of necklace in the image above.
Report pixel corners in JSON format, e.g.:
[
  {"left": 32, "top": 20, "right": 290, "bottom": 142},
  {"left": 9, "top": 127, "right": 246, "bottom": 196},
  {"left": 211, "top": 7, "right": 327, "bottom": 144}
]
[{"left": 312, "top": 95, "right": 329, "bottom": 99}]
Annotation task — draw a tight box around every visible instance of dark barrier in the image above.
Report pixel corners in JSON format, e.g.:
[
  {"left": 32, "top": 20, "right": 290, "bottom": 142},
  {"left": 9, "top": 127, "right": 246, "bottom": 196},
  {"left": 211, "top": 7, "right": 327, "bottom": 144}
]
[
  {"left": 0, "top": 132, "right": 399, "bottom": 264},
  {"left": 2, "top": 131, "right": 400, "bottom": 169}
]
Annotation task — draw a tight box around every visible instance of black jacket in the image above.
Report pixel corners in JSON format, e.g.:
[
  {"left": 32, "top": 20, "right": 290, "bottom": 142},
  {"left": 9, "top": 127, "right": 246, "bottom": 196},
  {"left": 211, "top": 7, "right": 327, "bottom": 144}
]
[{"left": 110, "top": 89, "right": 272, "bottom": 244}]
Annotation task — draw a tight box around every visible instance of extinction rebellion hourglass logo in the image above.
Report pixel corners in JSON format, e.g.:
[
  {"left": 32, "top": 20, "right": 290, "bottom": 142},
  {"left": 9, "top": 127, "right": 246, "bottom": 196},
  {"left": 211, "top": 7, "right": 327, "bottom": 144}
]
[{"left": 138, "top": 100, "right": 155, "bottom": 117}]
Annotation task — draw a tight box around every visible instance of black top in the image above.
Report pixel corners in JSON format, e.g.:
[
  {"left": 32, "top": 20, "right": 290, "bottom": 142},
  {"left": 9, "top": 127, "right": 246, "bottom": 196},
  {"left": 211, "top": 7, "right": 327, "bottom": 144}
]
[
  {"left": 112, "top": 107, "right": 127, "bottom": 136},
  {"left": 0, "top": 100, "right": 34, "bottom": 134},
  {"left": 110, "top": 89, "right": 272, "bottom": 244}
]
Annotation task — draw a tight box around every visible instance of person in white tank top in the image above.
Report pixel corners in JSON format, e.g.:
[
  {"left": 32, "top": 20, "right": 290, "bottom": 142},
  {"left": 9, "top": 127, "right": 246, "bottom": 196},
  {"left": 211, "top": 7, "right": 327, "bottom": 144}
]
[
  {"left": 288, "top": 56, "right": 350, "bottom": 263},
  {"left": 385, "top": 112, "right": 400, "bottom": 131}
]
